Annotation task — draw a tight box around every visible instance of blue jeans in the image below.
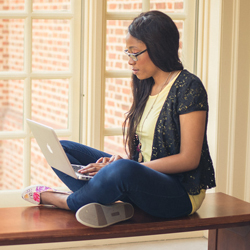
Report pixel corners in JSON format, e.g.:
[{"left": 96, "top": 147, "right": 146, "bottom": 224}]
[{"left": 52, "top": 140, "right": 192, "bottom": 218}]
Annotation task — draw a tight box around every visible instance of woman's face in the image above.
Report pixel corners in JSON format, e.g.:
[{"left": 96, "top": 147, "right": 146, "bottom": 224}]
[{"left": 125, "top": 33, "right": 160, "bottom": 80}]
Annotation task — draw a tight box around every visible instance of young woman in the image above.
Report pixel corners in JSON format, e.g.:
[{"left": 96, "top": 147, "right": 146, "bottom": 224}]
[{"left": 22, "top": 11, "right": 216, "bottom": 228}]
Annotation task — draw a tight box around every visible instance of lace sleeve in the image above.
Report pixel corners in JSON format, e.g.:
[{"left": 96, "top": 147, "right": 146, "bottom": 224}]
[{"left": 177, "top": 78, "right": 208, "bottom": 115}]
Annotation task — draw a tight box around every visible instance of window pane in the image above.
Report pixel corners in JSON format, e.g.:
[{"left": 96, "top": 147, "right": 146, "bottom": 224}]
[
  {"left": 150, "top": 0, "right": 184, "bottom": 12},
  {"left": 0, "top": 19, "right": 24, "bottom": 72},
  {"left": 104, "top": 136, "right": 126, "bottom": 157},
  {"left": 176, "top": 20, "right": 184, "bottom": 59},
  {"left": 106, "top": 20, "right": 132, "bottom": 71},
  {"left": 33, "top": 0, "right": 71, "bottom": 11},
  {"left": 32, "top": 79, "right": 69, "bottom": 129},
  {"left": 32, "top": 19, "right": 70, "bottom": 71},
  {"left": 0, "top": 0, "right": 24, "bottom": 11},
  {"left": 31, "top": 138, "right": 65, "bottom": 188},
  {"left": 105, "top": 78, "right": 132, "bottom": 128},
  {"left": 107, "top": 0, "right": 142, "bottom": 12},
  {"left": 0, "top": 139, "right": 24, "bottom": 190},
  {"left": 0, "top": 80, "right": 24, "bottom": 131}
]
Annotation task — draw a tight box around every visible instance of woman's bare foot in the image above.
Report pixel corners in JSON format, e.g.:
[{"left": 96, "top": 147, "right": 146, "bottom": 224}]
[{"left": 40, "top": 192, "right": 70, "bottom": 210}]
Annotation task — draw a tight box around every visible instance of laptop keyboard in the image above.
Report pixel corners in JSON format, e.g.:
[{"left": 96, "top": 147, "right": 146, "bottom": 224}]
[{"left": 72, "top": 164, "right": 86, "bottom": 171}]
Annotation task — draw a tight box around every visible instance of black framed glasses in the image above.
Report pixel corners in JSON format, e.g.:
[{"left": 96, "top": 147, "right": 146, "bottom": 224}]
[{"left": 124, "top": 49, "right": 147, "bottom": 61}]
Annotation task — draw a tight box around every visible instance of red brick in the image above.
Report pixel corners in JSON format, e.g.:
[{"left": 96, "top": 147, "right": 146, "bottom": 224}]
[
  {"left": 167, "top": 3, "right": 173, "bottom": 9},
  {"left": 155, "top": 3, "right": 166, "bottom": 9},
  {"left": 124, "top": 4, "right": 132, "bottom": 10},
  {"left": 109, "top": 4, "right": 117, "bottom": 10},
  {"left": 115, "top": 29, "right": 123, "bottom": 35},
  {"left": 175, "top": 2, "right": 184, "bottom": 9}
]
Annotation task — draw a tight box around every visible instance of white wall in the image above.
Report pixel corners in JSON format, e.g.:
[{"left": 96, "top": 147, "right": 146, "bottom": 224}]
[{"left": 198, "top": 0, "right": 250, "bottom": 201}]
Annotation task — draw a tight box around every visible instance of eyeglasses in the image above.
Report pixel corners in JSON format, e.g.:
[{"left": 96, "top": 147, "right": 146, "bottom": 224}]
[{"left": 124, "top": 49, "right": 147, "bottom": 61}]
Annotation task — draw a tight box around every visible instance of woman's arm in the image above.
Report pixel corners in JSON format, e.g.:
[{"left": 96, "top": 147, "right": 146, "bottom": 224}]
[{"left": 142, "top": 110, "right": 207, "bottom": 174}]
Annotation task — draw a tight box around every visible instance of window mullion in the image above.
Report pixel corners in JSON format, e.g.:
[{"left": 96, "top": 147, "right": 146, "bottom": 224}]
[
  {"left": 81, "top": 0, "right": 106, "bottom": 149},
  {"left": 0, "top": 12, "right": 27, "bottom": 18},
  {"left": 182, "top": 0, "right": 196, "bottom": 72},
  {"left": 22, "top": 0, "right": 33, "bottom": 187},
  {"left": 142, "top": 0, "right": 150, "bottom": 11},
  {"left": 105, "top": 70, "right": 131, "bottom": 78},
  {"left": 67, "top": 1, "right": 81, "bottom": 141},
  {"left": 30, "top": 12, "right": 74, "bottom": 19},
  {"left": 0, "top": 72, "right": 27, "bottom": 79}
]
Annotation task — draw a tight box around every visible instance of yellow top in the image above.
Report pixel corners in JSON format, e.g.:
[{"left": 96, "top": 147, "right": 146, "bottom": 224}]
[
  {"left": 188, "top": 189, "right": 206, "bottom": 214},
  {"left": 136, "top": 73, "right": 179, "bottom": 162}
]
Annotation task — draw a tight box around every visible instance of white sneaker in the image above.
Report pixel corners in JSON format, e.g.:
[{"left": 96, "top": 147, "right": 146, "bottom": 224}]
[{"left": 75, "top": 202, "right": 134, "bottom": 228}]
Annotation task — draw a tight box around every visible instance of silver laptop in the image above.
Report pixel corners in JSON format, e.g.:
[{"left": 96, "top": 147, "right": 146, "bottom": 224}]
[{"left": 27, "top": 119, "right": 93, "bottom": 181}]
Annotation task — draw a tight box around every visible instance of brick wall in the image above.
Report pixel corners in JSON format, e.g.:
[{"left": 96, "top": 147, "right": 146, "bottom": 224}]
[
  {"left": 32, "top": 79, "right": 69, "bottom": 129},
  {"left": 32, "top": 19, "right": 70, "bottom": 71},
  {"left": 0, "top": 19, "right": 10, "bottom": 71}
]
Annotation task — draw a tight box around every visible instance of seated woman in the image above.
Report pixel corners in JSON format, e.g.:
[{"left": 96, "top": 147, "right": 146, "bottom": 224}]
[{"left": 22, "top": 10, "right": 216, "bottom": 228}]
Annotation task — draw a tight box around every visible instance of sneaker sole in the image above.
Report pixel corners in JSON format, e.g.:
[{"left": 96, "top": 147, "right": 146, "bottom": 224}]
[{"left": 75, "top": 202, "right": 134, "bottom": 228}]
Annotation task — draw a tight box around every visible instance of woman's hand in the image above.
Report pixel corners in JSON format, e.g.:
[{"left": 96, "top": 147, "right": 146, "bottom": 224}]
[{"left": 78, "top": 155, "right": 123, "bottom": 176}]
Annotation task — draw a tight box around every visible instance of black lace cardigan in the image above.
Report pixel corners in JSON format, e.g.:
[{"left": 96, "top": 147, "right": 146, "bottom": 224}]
[{"left": 132, "top": 70, "right": 216, "bottom": 195}]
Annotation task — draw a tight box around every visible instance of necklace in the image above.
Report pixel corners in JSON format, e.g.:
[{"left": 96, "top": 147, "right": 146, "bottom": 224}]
[{"left": 137, "top": 71, "right": 173, "bottom": 162}]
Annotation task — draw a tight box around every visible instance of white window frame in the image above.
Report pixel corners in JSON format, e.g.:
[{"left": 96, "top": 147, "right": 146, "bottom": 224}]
[{"left": 0, "top": 0, "right": 81, "bottom": 207}]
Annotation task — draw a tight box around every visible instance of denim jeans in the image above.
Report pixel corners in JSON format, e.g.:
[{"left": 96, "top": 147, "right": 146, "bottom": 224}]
[{"left": 52, "top": 140, "right": 192, "bottom": 218}]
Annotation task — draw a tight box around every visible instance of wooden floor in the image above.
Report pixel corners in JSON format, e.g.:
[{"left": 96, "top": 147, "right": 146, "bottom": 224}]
[{"left": 1, "top": 193, "right": 250, "bottom": 249}]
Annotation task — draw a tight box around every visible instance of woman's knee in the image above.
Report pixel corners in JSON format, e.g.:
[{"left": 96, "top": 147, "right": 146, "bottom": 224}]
[
  {"left": 104, "top": 159, "right": 141, "bottom": 181},
  {"left": 60, "top": 140, "right": 86, "bottom": 155},
  {"left": 60, "top": 140, "right": 74, "bottom": 150}
]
